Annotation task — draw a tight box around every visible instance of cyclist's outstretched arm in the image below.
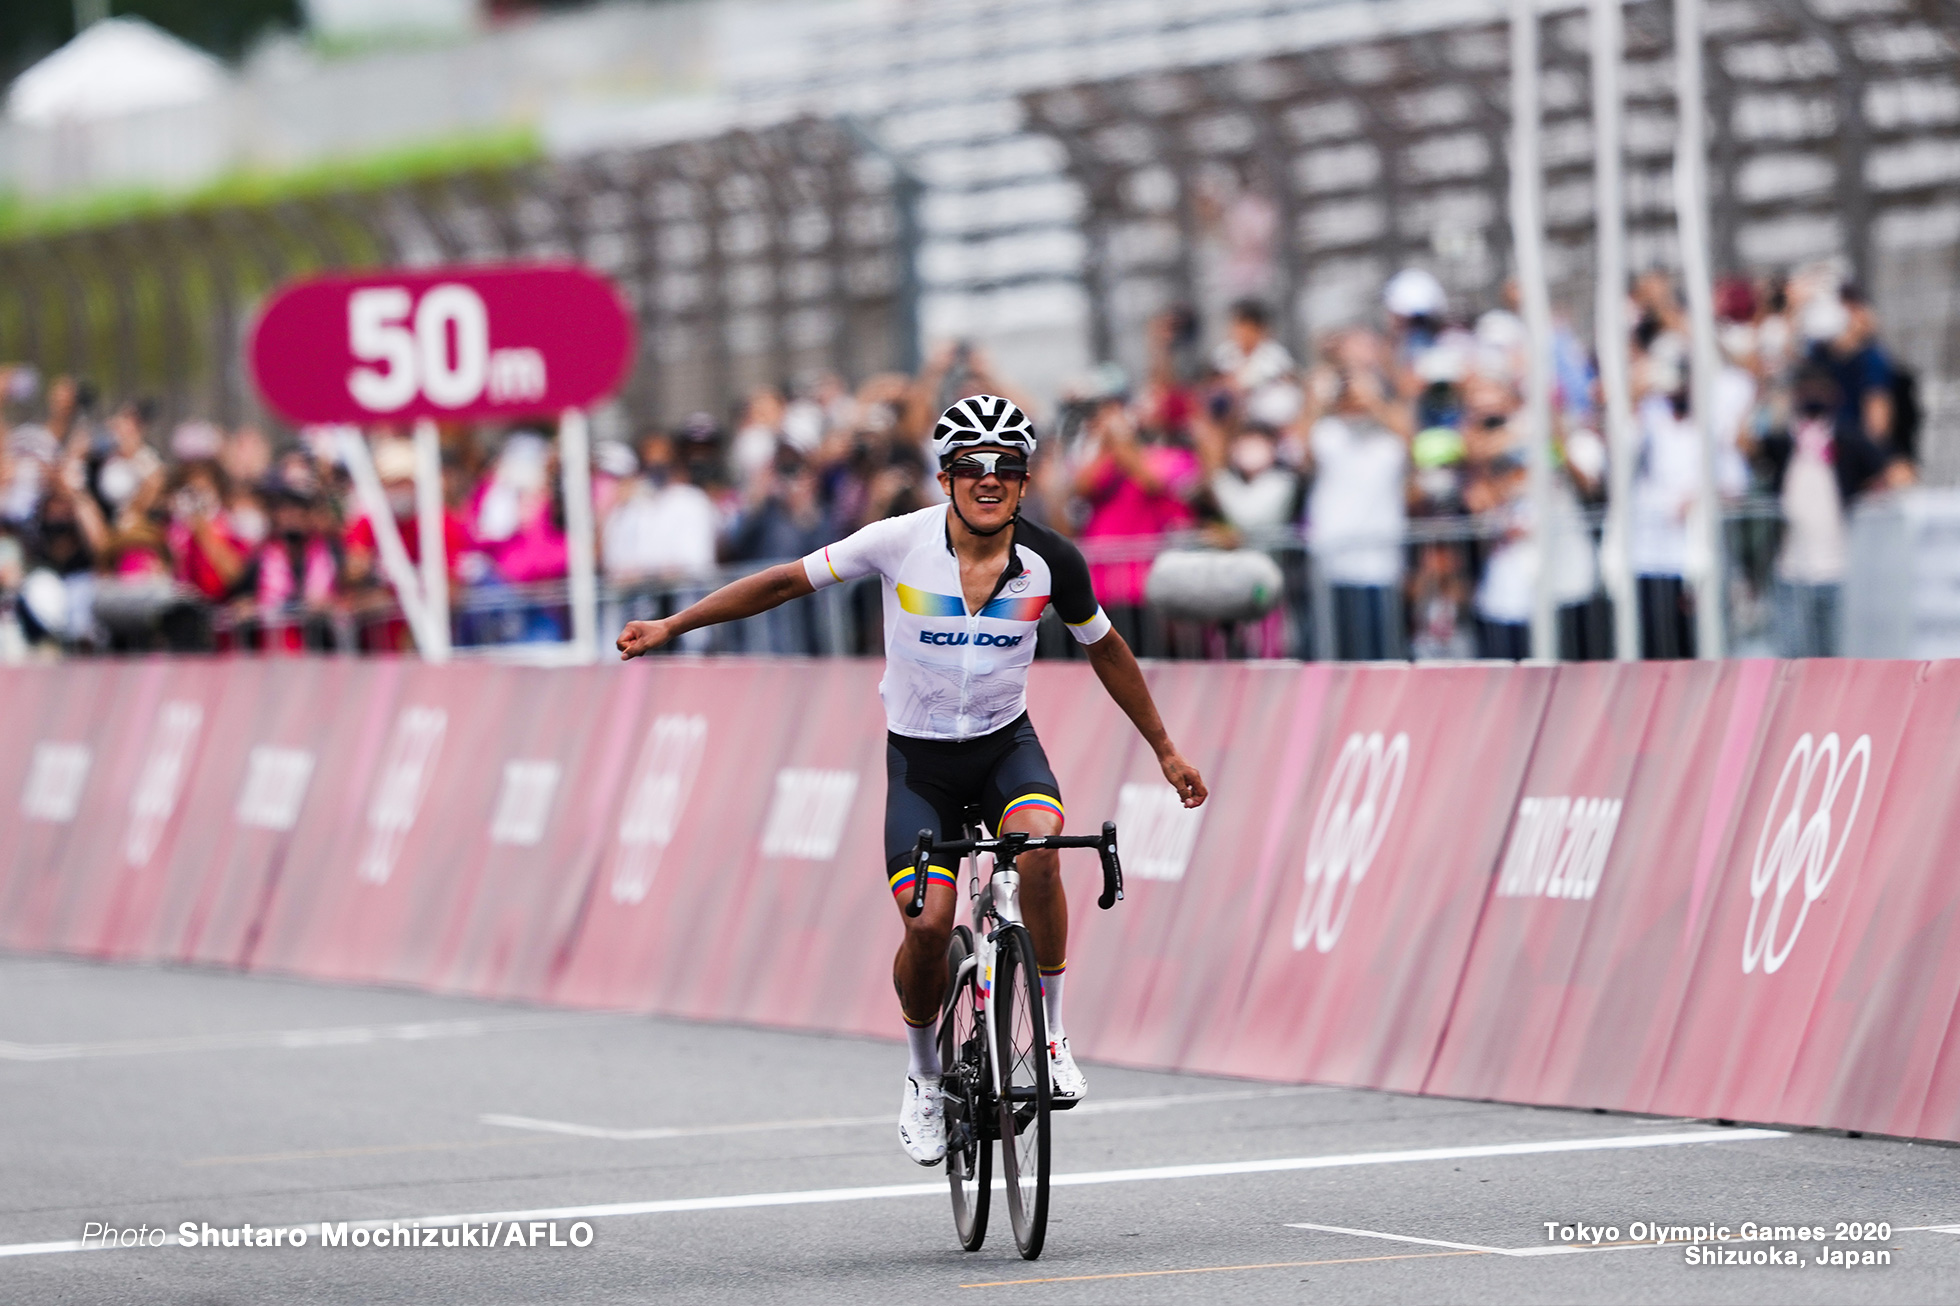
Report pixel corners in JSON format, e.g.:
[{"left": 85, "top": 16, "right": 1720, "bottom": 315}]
[
  {"left": 617, "top": 562, "right": 814, "bottom": 658},
  {"left": 1083, "top": 630, "right": 1208, "bottom": 807}
]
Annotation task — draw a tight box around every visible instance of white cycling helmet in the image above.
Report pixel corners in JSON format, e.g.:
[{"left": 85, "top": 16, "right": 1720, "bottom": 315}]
[{"left": 931, "top": 394, "right": 1037, "bottom": 464}]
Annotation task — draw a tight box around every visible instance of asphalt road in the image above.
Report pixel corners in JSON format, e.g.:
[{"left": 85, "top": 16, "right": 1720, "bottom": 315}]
[{"left": 2, "top": 952, "right": 1955, "bottom": 1305}]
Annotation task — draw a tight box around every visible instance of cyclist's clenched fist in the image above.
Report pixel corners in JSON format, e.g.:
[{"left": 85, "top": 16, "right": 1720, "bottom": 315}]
[
  {"left": 616, "top": 619, "right": 673, "bottom": 659},
  {"left": 1159, "top": 750, "right": 1207, "bottom": 808}
]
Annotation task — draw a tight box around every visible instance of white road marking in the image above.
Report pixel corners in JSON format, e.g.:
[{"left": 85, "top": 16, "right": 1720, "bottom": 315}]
[
  {"left": 0, "top": 1240, "right": 86, "bottom": 1259},
  {"left": 1288, "top": 1222, "right": 1591, "bottom": 1257},
  {"left": 0, "top": 1126, "right": 1785, "bottom": 1260},
  {"left": 479, "top": 1112, "right": 889, "bottom": 1141},
  {"left": 0, "top": 1015, "right": 610, "bottom": 1062},
  {"left": 1302, "top": 1212, "right": 1953, "bottom": 1260},
  {"left": 478, "top": 1086, "right": 1331, "bottom": 1141}
]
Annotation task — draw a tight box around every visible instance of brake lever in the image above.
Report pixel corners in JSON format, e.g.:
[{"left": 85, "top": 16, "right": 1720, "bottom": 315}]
[
  {"left": 907, "top": 828, "right": 933, "bottom": 918},
  {"left": 1097, "top": 820, "right": 1124, "bottom": 910}
]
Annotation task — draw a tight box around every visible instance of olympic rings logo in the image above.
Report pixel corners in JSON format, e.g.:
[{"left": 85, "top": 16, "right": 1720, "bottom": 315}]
[
  {"left": 1292, "top": 731, "right": 1409, "bottom": 953},
  {"left": 1742, "top": 732, "right": 1871, "bottom": 976}
]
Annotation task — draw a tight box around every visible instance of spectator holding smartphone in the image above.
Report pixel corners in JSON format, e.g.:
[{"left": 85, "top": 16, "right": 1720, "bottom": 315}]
[
  {"left": 1301, "top": 330, "right": 1413, "bottom": 660},
  {"left": 255, "top": 465, "right": 342, "bottom": 652},
  {"left": 1070, "top": 387, "right": 1202, "bottom": 650}
]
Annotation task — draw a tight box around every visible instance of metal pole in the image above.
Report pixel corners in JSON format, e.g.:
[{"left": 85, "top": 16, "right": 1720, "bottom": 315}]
[
  {"left": 412, "top": 418, "right": 451, "bottom": 662},
  {"left": 1592, "top": 0, "right": 1641, "bottom": 661},
  {"left": 335, "top": 426, "right": 436, "bottom": 657},
  {"left": 1673, "top": 0, "right": 1728, "bottom": 658},
  {"left": 560, "top": 407, "right": 600, "bottom": 662},
  {"left": 841, "top": 117, "right": 924, "bottom": 373},
  {"left": 1511, "top": 0, "right": 1559, "bottom": 660}
]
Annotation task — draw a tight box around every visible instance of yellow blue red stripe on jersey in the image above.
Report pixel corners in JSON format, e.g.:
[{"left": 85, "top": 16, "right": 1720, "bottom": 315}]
[
  {"left": 888, "top": 863, "right": 958, "bottom": 903},
  {"left": 1001, "top": 792, "right": 1064, "bottom": 827},
  {"left": 895, "top": 583, "right": 967, "bottom": 617},
  {"left": 979, "top": 592, "right": 1050, "bottom": 621}
]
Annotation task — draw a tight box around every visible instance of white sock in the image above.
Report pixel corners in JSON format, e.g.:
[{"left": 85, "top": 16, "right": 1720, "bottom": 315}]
[
  {"left": 905, "top": 1020, "right": 940, "bottom": 1080},
  {"left": 1041, "top": 968, "right": 1066, "bottom": 1041}
]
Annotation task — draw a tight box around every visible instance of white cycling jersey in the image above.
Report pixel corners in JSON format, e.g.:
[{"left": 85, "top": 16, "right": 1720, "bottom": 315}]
[{"left": 802, "top": 506, "right": 1113, "bottom": 741}]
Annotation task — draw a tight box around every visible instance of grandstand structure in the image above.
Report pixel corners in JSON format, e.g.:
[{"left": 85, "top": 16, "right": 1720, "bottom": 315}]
[
  {"left": 0, "top": 0, "right": 1956, "bottom": 470},
  {"left": 0, "top": 115, "right": 916, "bottom": 430},
  {"left": 733, "top": 0, "right": 1960, "bottom": 475}
]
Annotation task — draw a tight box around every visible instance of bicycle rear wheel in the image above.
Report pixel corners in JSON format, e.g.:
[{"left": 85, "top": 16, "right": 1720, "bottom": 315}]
[
  {"left": 993, "top": 922, "right": 1050, "bottom": 1260},
  {"left": 940, "top": 925, "right": 990, "bottom": 1251}
]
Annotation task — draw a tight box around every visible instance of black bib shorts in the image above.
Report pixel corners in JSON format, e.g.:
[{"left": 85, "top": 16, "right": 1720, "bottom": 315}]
[{"left": 883, "top": 712, "right": 1063, "bottom": 886}]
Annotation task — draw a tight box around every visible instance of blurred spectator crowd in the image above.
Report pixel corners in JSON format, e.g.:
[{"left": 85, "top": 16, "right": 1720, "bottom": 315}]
[{"left": 0, "top": 258, "right": 1922, "bottom": 662}]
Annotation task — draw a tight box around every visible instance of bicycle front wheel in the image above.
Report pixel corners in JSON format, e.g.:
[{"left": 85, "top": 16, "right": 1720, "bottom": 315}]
[
  {"left": 940, "top": 925, "right": 990, "bottom": 1252},
  {"left": 993, "top": 922, "right": 1050, "bottom": 1260}
]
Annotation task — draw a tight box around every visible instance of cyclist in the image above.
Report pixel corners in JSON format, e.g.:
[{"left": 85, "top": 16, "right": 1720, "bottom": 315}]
[{"left": 617, "top": 395, "right": 1207, "bottom": 1165}]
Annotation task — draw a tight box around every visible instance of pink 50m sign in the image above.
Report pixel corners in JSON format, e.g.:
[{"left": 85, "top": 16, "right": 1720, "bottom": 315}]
[{"left": 248, "top": 262, "right": 634, "bottom": 424}]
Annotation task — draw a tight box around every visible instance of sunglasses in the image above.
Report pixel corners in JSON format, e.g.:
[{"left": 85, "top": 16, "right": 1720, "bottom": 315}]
[{"left": 946, "top": 452, "right": 1029, "bottom": 482}]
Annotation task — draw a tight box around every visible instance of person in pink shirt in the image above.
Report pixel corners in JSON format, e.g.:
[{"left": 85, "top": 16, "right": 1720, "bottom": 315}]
[
  {"left": 163, "top": 461, "right": 248, "bottom": 604},
  {"left": 470, "top": 432, "right": 568, "bottom": 584},
  {"left": 1070, "top": 392, "right": 1201, "bottom": 651},
  {"left": 255, "top": 470, "right": 341, "bottom": 652}
]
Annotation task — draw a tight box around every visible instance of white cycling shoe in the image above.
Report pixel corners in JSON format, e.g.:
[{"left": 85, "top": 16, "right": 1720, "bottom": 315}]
[
  {"left": 1048, "top": 1037, "right": 1087, "bottom": 1106},
  {"left": 898, "top": 1074, "right": 947, "bottom": 1165}
]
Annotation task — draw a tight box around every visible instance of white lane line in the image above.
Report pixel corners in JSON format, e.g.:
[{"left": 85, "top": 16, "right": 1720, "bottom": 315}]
[
  {"left": 479, "top": 1112, "right": 889, "bottom": 1141},
  {"left": 1287, "top": 1222, "right": 1528, "bottom": 1255},
  {"left": 0, "top": 1127, "right": 1787, "bottom": 1260},
  {"left": 1067, "top": 1086, "right": 1335, "bottom": 1114},
  {"left": 1287, "top": 1222, "right": 1591, "bottom": 1257},
  {"left": 1035, "top": 1128, "right": 1786, "bottom": 1190},
  {"left": 0, "top": 1015, "right": 610, "bottom": 1062},
  {"left": 478, "top": 1086, "right": 1329, "bottom": 1141},
  {"left": 0, "top": 1240, "right": 86, "bottom": 1259}
]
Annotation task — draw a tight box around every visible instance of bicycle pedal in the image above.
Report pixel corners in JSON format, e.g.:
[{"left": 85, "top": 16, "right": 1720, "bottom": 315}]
[{"left": 1049, "top": 1095, "right": 1082, "bottom": 1112}]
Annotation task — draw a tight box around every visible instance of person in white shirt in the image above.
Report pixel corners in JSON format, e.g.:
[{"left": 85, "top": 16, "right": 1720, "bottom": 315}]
[
  {"left": 1627, "top": 388, "right": 1702, "bottom": 658},
  {"left": 602, "top": 434, "right": 718, "bottom": 583},
  {"left": 95, "top": 399, "right": 162, "bottom": 520},
  {"left": 1768, "top": 368, "right": 1849, "bottom": 656},
  {"left": 617, "top": 396, "right": 1207, "bottom": 1167},
  {"left": 1303, "top": 340, "right": 1412, "bottom": 659},
  {"left": 1469, "top": 450, "right": 1600, "bottom": 658},
  {"left": 1203, "top": 421, "right": 1301, "bottom": 535},
  {"left": 1627, "top": 356, "right": 1750, "bottom": 658},
  {"left": 1211, "top": 300, "right": 1296, "bottom": 392},
  {"left": 602, "top": 434, "right": 721, "bottom": 652}
]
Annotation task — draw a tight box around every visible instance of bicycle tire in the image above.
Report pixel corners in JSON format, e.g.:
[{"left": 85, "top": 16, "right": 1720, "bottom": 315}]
[
  {"left": 940, "top": 925, "right": 990, "bottom": 1251},
  {"left": 993, "top": 922, "right": 1050, "bottom": 1260}
]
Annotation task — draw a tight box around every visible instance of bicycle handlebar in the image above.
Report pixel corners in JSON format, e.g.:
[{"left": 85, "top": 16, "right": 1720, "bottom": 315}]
[{"left": 904, "top": 822, "right": 1124, "bottom": 917}]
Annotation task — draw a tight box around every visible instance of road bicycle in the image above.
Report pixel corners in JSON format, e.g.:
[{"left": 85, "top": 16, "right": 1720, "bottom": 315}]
[{"left": 903, "top": 811, "right": 1124, "bottom": 1260}]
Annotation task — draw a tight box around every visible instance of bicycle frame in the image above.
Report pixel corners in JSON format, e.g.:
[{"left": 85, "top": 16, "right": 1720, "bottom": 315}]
[{"left": 915, "top": 822, "right": 1122, "bottom": 1103}]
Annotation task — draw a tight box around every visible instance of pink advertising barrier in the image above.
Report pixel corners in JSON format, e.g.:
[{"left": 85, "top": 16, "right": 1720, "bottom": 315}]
[
  {"left": 1424, "top": 658, "right": 1960, "bottom": 1144},
  {"left": 0, "top": 661, "right": 138, "bottom": 951},
  {"left": 11, "top": 655, "right": 1960, "bottom": 1143},
  {"left": 1425, "top": 660, "right": 1780, "bottom": 1109},
  {"left": 1024, "top": 661, "right": 1311, "bottom": 1073},
  {"left": 1190, "top": 664, "right": 1555, "bottom": 1090},
  {"left": 1647, "top": 658, "right": 1933, "bottom": 1131}
]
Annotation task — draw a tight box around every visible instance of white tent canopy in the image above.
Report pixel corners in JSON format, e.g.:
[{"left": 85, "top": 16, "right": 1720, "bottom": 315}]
[{"left": 5, "top": 17, "right": 228, "bottom": 125}]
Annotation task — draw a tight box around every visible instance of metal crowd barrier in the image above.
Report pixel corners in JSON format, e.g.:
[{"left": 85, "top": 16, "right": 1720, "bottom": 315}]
[{"left": 22, "top": 500, "right": 1787, "bottom": 662}]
